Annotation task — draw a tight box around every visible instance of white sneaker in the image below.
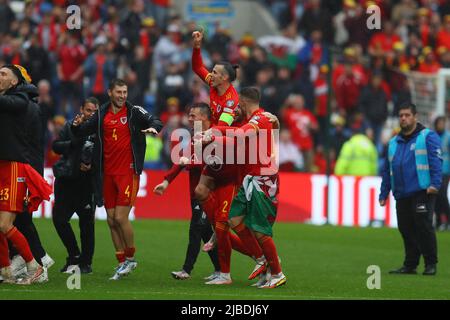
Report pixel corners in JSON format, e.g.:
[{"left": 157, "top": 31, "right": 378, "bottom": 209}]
[
  {"left": 0, "top": 267, "right": 16, "bottom": 284},
  {"left": 248, "top": 256, "right": 267, "bottom": 280},
  {"left": 259, "top": 272, "right": 286, "bottom": 289},
  {"left": 64, "top": 265, "right": 78, "bottom": 274},
  {"left": 41, "top": 254, "right": 55, "bottom": 269},
  {"left": 171, "top": 270, "right": 191, "bottom": 280},
  {"left": 37, "top": 267, "right": 49, "bottom": 283},
  {"left": 11, "top": 255, "right": 26, "bottom": 278},
  {"left": 109, "top": 263, "right": 124, "bottom": 280},
  {"left": 202, "top": 233, "right": 216, "bottom": 252},
  {"left": 205, "top": 273, "right": 232, "bottom": 285},
  {"left": 203, "top": 271, "right": 220, "bottom": 281},
  {"left": 16, "top": 263, "right": 45, "bottom": 285},
  {"left": 251, "top": 270, "right": 271, "bottom": 288},
  {"left": 117, "top": 259, "right": 137, "bottom": 276}
]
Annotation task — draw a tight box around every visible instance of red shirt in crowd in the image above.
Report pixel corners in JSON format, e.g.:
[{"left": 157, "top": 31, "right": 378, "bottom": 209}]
[
  {"left": 418, "top": 61, "right": 441, "bottom": 74},
  {"left": 92, "top": 54, "right": 107, "bottom": 95},
  {"left": 436, "top": 29, "right": 450, "bottom": 50},
  {"left": 369, "top": 32, "right": 401, "bottom": 53},
  {"left": 58, "top": 43, "right": 87, "bottom": 82},
  {"left": 335, "top": 73, "right": 364, "bottom": 111},
  {"left": 283, "top": 108, "right": 318, "bottom": 152}
]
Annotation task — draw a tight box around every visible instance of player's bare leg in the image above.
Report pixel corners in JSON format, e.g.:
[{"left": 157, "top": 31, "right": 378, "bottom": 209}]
[
  {"left": 114, "top": 206, "right": 137, "bottom": 277},
  {"left": 254, "top": 231, "right": 286, "bottom": 289},
  {"left": 106, "top": 208, "right": 126, "bottom": 280},
  {"left": 106, "top": 208, "right": 126, "bottom": 251},
  {"left": 0, "top": 212, "right": 43, "bottom": 284},
  {"left": 114, "top": 206, "right": 134, "bottom": 249}
]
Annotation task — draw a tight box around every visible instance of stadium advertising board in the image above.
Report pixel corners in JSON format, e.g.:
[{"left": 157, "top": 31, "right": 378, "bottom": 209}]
[{"left": 36, "top": 169, "right": 400, "bottom": 228}]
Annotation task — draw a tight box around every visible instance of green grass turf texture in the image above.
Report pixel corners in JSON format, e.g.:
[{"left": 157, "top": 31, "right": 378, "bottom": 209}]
[{"left": 0, "top": 218, "right": 449, "bottom": 300}]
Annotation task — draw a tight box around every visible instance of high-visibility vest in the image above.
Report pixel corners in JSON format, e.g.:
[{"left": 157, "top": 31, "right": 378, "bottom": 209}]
[{"left": 388, "top": 128, "right": 431, "bottom": 190}]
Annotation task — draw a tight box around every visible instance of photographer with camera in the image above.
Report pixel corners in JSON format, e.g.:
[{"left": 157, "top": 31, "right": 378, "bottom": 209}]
[{"left": 52, "top": 97, "right": 99, "bottom": 274}]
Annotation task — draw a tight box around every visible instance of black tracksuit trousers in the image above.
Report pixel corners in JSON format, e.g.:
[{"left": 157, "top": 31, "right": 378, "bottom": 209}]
[{"left": 395, "top": 190, "right": 438, "bottom": 268}]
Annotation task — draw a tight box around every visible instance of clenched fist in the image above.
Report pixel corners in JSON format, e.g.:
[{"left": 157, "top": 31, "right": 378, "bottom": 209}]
[{"left": 192, "top": 29, "right": 204, "bottom": 48}]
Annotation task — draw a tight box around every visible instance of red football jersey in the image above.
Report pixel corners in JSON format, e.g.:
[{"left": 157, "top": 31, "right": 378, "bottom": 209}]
[
  {"left": 212, "top": 108, "right": 276, "bottom": 179},
  {"left": 240, "top": 108, "right": 275, "bottom": 177},
  {"left": 192, "top": 48, "right": 239, "bottom": 126},
  {"left": 283, "top": 108, "right": 317, "bottom": 151},
  {"left": 103, "top": 106, "right": 134, "bottom": 175}
]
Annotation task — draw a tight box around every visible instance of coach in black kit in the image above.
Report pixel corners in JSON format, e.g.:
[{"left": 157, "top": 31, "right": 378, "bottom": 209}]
[{"left": 52, "top": 97, "right": 99, "bottom": 274}]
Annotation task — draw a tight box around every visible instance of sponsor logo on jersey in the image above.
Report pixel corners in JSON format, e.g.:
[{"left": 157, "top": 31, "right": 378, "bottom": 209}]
[
  {"left": 17, "top": 177, "right": 25, "bottom": 183},
  {"left": 226, "top": 100, "right": 235, "bottom": 107},
  {"left": 111, "top": 120, "right": 118, "bottom": 124},
  {"left": 120, "top": 117, "right": 127, "bottom": 125},
  {"left": 216, "top": 104, "right": 222, "bottom": 113}
]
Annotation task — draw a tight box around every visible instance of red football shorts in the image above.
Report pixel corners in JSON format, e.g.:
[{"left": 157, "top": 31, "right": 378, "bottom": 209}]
[
  {"left": 0, "top": 161, "right": 27, "bottom": 213},
  {"left": 214, "top": 183, "right": 238, "bottom": 223},
  {"left": 103, "top": 174, "right": 140, "bottom": 209}
]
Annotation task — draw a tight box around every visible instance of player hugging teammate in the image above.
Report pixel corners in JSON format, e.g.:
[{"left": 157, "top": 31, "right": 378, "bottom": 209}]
[{"left": 189, "top": 30, "right": 286, "bottom": 288}]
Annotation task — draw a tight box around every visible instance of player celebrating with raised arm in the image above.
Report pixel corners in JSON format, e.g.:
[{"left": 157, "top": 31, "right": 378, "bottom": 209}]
[
  {"left": 191, "top": 29, "right": 240, "bottom": 127},
  {"left": 71, "top": 79, "right": 163, "bottom": 280}
]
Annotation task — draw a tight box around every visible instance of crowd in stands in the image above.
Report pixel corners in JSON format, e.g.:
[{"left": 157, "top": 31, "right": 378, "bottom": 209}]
[{"left": 2, "top": 0, "right": 450, "bottom": 175}]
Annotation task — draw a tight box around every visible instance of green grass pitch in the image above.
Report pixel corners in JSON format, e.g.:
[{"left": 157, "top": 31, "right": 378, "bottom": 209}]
[{"left": 0, "top": 218, "right": 449, "bottom": 300}]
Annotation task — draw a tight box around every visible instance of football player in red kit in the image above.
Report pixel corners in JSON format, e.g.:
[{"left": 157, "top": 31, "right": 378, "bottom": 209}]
[
  {"left": 72, "top": 79, "right": 163, "bottom": 280},
  {"left": 0, "top": 64, "right": 52, "bottom": 285},
  {"left": 202, "top": 87, "right": 285, "bottom": 288},
  {"left": 191, "top": 29, "right": 239, "bottom": 127}
]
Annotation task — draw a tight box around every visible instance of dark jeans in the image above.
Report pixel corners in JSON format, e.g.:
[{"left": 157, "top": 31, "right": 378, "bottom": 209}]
[
  {"left": 182, "top": 200, "right": 220, "bottom": 274},
  {"left": 396, "top": 191, "right": 438, "bottom": 268},
  {"left": 52, "top": 177, "right": 95, "bottom": 265}
]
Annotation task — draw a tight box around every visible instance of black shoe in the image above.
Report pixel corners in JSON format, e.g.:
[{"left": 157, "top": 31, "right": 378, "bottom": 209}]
[
  {"left": 423, "top": 265, "right": 436, "bottom": 276},
  {"left": 79, "top": 264, "right": 93, "bottom": 274},
  {"left": 388, "top": 266, "right": 417, "bottom": 274},
  {"left": 60, "top": 256, "right": 80, "bottom": 273}
]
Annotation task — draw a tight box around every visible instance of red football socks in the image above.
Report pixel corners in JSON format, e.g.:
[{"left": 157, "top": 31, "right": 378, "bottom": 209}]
[
  {"left": 115, "top": 251, "right": 126, "bottom": 264},
  {"left": 258, "top": 235, "right": 281, "bottom": 275},
  {"left": 0, "top": 232, "right": 10, "bottom": 268},
  {"left": 5, "top": 227, "right": 34, "bottom": 263},
  {"left": 229, "top": 232, "right": 251, "bottom": 257},
  {"left": 124, "top": 247, "right": 135, "bottom": 259},
  {"left": 215, "top": 222, "right": 232, "bottom": 273},
  {"left": 233, "top": 222, "right": 263, "bottom": 259}
]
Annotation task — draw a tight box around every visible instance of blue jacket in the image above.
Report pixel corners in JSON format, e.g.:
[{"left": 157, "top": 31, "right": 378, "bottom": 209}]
[
  {"left": 380, "top": 124, "right": 442, "bottom": 200},
  {"left": 439, "top": 130, "right": 450, "bottom": 175}
]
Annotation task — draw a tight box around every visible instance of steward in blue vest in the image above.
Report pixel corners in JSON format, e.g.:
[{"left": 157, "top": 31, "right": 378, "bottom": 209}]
[
  {"left": 379, "top": 103, "right": 441, "bottom": 276},
  {"left": 380, "top": 122, "right": 443, "bottom": 201}
]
